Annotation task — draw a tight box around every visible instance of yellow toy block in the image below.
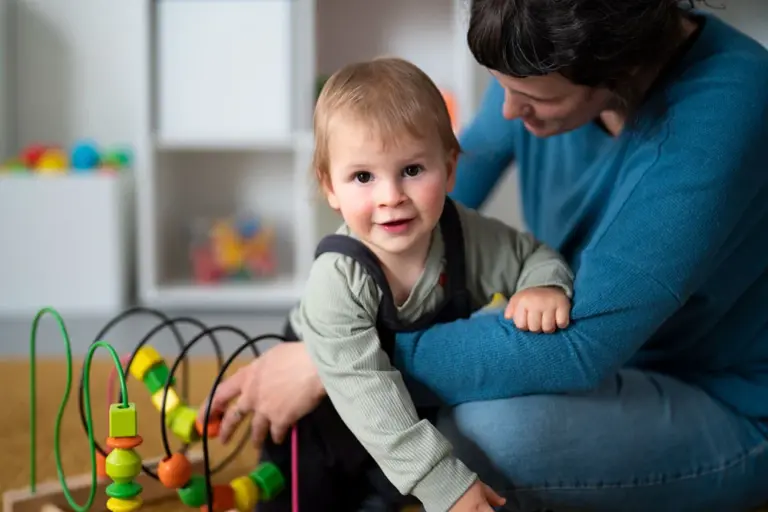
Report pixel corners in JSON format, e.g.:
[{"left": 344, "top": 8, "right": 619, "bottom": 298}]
[
  {"left": 109, "top": 403, "right": 138, "bottom": 438},
  {"left": 129, "top": 345, "right": 164, "bottom": 381},
  {"left": 150, "top": 387, "right": 182, "bottom": 418}
]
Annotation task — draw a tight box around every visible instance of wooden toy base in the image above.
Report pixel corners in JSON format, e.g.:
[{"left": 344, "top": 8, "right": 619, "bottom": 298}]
[{"left": 3, "top": 452, "right": 205, "bottom": 512}]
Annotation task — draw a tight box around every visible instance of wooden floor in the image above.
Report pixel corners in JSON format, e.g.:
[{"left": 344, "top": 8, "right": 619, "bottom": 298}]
[{"left": 0, "top": 357, "right": 257, "bottom": 511}]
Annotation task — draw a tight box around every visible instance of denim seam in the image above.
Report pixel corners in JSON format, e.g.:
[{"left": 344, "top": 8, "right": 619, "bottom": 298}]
[{"left": 512, "top": 439, "right": 768, "bottom": 492}]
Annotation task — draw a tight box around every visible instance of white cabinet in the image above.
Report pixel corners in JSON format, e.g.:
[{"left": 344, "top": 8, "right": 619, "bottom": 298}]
[{"left": 139, "top": 0, "right": 487, "bottom": 310}]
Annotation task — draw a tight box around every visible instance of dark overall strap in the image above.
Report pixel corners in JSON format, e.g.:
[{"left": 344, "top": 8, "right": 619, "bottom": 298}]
[
  {"left": 314, "top": 235, "right": 402, "bottom": 332},
  {"left": 438, "top": 197, "right": 467, "bottom": 300}
]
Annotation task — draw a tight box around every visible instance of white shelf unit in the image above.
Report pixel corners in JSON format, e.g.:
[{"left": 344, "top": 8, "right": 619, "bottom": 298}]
[{"left": 139, "top": 0, "right": 488, "bottom": 311}]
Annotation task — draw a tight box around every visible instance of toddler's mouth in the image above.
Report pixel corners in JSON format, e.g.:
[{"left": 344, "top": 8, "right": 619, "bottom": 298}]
[{"left": 379, "top": 218, "right": 413, "bottom": 233}]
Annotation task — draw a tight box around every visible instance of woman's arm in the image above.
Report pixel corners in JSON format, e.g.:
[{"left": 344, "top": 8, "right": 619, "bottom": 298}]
[
  {"left": 396, "top": 81, "right": 768, "bottom": 405},
  {"left": 449, "top": 79, "right": 518, "bottom": 210}
]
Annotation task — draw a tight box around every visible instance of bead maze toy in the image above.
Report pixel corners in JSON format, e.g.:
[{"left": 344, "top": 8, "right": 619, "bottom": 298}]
[{"left": 4, "top": 306, "right": 291, "bottom": 512}]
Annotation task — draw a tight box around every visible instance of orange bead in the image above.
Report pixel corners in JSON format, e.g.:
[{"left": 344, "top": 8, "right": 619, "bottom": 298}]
[
  {"left": 195, "top": 413, "right": 221, "bottom": 438},
  {"left": 200, "top": 484, "right": 235, "bottom": 512},
  {"left": 157, "top": 452, "right": 193, "bottom": 489},
  {"left": 96, "top": 450, "right": 109, "bottom": 479},
  {"left": 106, "top": 435, "right": 143, "bottom": 450}
]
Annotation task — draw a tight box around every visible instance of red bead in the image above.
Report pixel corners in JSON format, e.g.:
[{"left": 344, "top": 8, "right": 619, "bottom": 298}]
[
  {"left": 195, "top": 413, "right": 221, "bottom": 438},
  {"left": 200, "top": 484, "right": 235, "bottom": 512},
  {"left": 157, "top": 452, "right": 192, "bottom": 489}
]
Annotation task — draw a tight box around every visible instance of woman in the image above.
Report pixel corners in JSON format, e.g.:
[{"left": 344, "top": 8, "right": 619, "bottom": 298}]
[{"left": 204, "top": 1, "right": 768, "bottom": 510}]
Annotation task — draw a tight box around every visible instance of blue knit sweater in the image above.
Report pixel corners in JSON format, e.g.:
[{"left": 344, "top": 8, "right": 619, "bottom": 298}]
[{"left": 394, "top": 12, "right": 768, "bottom": 418}]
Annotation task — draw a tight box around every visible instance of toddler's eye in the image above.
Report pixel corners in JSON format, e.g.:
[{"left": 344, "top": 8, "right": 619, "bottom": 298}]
[
  {"left": 354, "top": 171, "right": 372, "bottom": 183},
  {"left": 402, "top": 164, "right": 423, "bottom": 177}
]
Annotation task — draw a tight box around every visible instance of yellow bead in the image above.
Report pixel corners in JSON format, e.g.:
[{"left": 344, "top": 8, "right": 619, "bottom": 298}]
[
  {"left": 129, "top": 345, "right": 164, "bottom": 381},
  {"left": 106, "top": 496, "right": 143, "bottom": 512},
  {"left": 230, "top": 475, "right": 259, "bottom": 510},
  {"left": 170, "top": 406, "right": 201, "bottom": 444},
  {"left": 150, "top": 387, "right": 182, "bottom": 417}
]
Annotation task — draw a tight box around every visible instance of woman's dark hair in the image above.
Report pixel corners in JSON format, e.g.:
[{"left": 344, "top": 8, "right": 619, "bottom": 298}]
[{"left": 467, "top": 0, "right": 706, "bottom": 109}]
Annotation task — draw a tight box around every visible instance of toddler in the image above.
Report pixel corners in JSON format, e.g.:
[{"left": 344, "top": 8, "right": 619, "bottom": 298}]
[{"left": 261, "top": 57, "right": 574, "bottom": 512}]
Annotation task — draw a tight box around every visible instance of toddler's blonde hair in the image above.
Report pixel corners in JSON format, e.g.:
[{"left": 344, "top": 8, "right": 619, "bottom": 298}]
[{"left": 312, "top": 57, "right": 460, "bottom": 186}]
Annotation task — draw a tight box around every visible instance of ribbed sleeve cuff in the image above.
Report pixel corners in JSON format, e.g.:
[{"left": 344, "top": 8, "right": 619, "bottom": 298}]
[
  {"left": 518, "top": 261, "right": 575, "bottom": 298},
  {"left": 411, "top": 456, "right": 478, "bottom": 511}
]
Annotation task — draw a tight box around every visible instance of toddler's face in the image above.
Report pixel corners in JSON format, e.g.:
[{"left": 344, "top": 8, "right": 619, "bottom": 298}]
[{"left": 323, "top": 115, "right": 456, "bottom": 259}]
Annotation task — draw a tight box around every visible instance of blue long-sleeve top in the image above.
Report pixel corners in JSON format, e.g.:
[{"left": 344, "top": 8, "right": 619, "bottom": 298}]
[{"left": 394, "top": 12, "right": 768, "bottom": 418}]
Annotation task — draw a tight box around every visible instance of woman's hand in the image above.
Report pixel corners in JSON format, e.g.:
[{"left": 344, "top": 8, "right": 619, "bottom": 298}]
[{"left": 197, "top": 342, "right": 326, "bottom": 450}]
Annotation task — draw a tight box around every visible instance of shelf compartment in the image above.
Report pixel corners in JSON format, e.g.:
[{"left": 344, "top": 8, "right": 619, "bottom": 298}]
[
  {"left": 147, "top": 276, "right": 301, "bottom": 310},
  {"left": 151, "top": 149, "right": 301, "bottom": 308},
  {"left": 155, "top": 0, "right": 293, "bottom": 145}
]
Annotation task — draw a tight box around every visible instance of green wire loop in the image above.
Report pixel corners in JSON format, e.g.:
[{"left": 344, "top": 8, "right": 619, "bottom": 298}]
[{"left": 30, "top": 306, "right": 130, "bottom": 512}]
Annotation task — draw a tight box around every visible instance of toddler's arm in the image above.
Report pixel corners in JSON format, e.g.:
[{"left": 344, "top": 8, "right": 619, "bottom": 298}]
[
  {"left": 458, "top": 204, "right": 574, "bottom": 306},
  {"left": 297, "top": 253, "right": 477, "bottom": 511}
]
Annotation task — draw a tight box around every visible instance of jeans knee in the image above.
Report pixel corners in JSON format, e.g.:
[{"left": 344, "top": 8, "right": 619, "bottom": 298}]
[{"left": 436, "top": 396, "right": 568, "bottom": 486}]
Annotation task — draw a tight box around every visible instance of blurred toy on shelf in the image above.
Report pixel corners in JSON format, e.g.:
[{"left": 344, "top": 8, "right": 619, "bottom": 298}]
[
  {"left": 190, "top": 212, "right": 277, "bottom": 284},
  {"left": 0, "top": 139, "right": 133, "bottom": 175},
  {"left": 440, "top": 88, "right": 459, "bottom": 132}
]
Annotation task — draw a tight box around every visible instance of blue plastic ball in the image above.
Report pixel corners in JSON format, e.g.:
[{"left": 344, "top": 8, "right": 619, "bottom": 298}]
[{"left": 71, "top": 140, "right": 101, "bottom": 171}]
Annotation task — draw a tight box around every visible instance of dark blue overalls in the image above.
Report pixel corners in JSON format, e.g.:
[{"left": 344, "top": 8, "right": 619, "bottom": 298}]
[{"left": 259, "top": 197, "right": 474, "bottom": 512}]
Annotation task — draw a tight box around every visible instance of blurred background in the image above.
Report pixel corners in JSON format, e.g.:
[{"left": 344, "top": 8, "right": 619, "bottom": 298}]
[{"left": 0, "top": 0, "right": 766, "bottom": 357}]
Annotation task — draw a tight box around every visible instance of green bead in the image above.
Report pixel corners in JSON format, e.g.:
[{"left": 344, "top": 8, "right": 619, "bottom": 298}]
[
  {"left": 109, "top": 402, "right": 137, "bottom": 438},
  {"left": 177, "top": 474, "right": 207, "bottom": 507},
  {"left": 170, "top": 406, "right": 200, "bottom": 444},
  {"left": 142, "top": 363, "right": 175, "bottom": 395},
  {"left": 105, "top": 448, "right": 142, "bottom": 483},
  {"left": 249, "top": 462, "right": 285, "bottom": 500},
  {"left": 106, "top": 481, "right": 143, "bottom": 499}
]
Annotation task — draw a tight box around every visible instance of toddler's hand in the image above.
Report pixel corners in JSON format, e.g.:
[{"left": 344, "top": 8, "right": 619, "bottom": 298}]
[
  {"left": 449, "top": 480, "right": 506, "bottom": 512},
  {"left": 505, "top": 286, "right": 571, "bottom": 333}
]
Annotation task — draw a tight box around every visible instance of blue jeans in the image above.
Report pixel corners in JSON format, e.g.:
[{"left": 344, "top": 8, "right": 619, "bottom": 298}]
[{"left": 435, "top": 369, "right": 768, "bottom": 512}]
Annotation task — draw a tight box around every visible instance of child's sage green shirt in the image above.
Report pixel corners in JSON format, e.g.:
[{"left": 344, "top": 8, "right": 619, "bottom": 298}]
[{"left": 288, "top": 201, "right": 574, "bottom": 511}]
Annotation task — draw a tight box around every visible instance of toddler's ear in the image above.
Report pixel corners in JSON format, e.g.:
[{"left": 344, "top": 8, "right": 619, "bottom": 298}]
[{"left": 320, "top": 176, "right": 340, "bottom": 211}]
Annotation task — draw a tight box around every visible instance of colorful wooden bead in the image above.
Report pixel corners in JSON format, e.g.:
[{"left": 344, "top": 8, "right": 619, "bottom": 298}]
[
  {"left": 195, "top": 412, "right": 222, "bottom": 438},
  {"left": 170, "top": 405, "right": 201, "bottom": 444},
  {"left": 249, "top": 462, "right": 284, "bottom": 501},
  {"left": 129, "top": 345, "right": 164, "bottom": 381},
  {"left": 230, "top": 475, "right": 259, "bottom": 511},
  {"left": 200, "top": 484, "right": 236, "bottom": 512},
  {"left": 177, "top": 474, "right": 208, "bottom": 507},
  {"left": 150, "top": 387, "right": 182, "bottom": 417},
  {"left": 106, "top": 435, "right": 143, "bottom": 450},
  {"left": 105, "top": 448, "right": 142, "bottom": 483},
  {"left": 106, "top": 481, "right": 143, "bottom": 500},
  {"left": 142, "top": 361, "right": 175, "bottom": 394},
  {"left": 108, "top": 403, "right": 138, "bottom": 438},
  {"left": 157, "top": 453, "right": 193, "bottom": 489},
  {"left": 97, "top": 450, "right": 109, "bottom": 478},
  {"left": 106, "top": 496, "right": 142, "bottom": 512}
]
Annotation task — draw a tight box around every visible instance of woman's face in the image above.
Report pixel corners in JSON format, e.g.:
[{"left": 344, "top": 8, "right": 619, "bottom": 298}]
[{"left": 491, "top": 70, "right": 615, "bottom": 138}]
